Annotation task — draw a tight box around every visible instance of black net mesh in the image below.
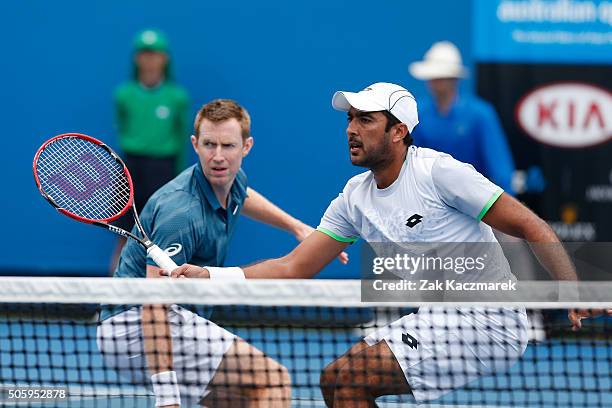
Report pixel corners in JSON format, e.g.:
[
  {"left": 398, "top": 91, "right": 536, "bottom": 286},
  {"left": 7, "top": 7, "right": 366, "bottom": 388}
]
[{"left": 0, "top": 278, "right": 610, "bottom": 407}]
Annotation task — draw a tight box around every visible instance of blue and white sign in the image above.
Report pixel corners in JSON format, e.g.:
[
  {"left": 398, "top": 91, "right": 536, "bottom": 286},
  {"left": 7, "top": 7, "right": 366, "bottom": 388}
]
[{"left": 474, "top": 0, "right": 612, "bottom": 63}]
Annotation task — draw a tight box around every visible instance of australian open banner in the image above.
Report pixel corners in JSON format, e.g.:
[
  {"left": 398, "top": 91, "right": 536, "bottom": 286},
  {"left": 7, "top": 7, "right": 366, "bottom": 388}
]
[
  {"left": 473, "top": 0, "right": 612, "bottom": 241},
  {"left": 474, "top": 0, "right": 612, "bottom": 64}
]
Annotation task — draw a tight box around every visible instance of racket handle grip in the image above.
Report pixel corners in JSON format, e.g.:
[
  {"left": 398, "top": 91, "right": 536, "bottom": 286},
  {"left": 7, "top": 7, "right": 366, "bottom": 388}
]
[{"left": 147, "top": 245, "right": 179, "bottom": 275}]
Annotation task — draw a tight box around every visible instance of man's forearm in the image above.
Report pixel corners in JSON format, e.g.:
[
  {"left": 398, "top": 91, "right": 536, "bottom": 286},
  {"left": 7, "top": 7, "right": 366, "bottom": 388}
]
[
  {"left": 195, "top": 256, "right": 315, "bottom": 280},
  {"left": 523, "top": 219, "right": 578, "bottom": 281},
  {"left": 243, "top": 188, "right": 302, "bottom": 235},
  {"left": 170, "top": 232, "right": 347, "bottom": 281},
  {"left": 243, "top": 257, "right": 302, "bottom": 279}
]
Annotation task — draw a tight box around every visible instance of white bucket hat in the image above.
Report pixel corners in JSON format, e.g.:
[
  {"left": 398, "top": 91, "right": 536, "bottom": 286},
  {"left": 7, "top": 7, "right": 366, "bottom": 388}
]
[
  {"left": 409, "top": 41, "right": 468, "bottom": 80},
  {"left": 332, "top": 82, "right": 419, "bottom": 133}
]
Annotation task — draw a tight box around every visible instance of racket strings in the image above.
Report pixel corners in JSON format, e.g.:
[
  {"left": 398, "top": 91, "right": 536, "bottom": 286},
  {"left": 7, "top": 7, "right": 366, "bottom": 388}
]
[{"left": 36, "top": 137, "right": 131, "bottom": 221}]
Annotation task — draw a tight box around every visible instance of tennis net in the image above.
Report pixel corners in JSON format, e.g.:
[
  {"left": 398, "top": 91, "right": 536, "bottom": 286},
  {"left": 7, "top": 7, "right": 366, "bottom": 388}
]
[{"left": 0, "top": 277, "right": 610, "bottom": 407}]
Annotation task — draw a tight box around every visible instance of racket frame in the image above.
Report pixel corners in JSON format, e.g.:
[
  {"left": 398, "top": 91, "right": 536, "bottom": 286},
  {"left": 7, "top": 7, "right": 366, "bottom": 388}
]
[{"left": 33, "top": 133, "right": 177, "bottom": 272}]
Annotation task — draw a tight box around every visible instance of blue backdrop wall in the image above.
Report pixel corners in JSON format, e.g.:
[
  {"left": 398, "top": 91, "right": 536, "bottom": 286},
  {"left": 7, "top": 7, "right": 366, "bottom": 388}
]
[{"left": 1, "top": 0, "right": 473, "bottom": 277}]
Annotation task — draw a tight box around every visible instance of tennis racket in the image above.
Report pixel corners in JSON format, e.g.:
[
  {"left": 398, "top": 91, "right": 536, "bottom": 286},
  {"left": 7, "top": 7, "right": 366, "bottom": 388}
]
[{"left": 33, "top": 133, "right": 178, "bottom": 273}]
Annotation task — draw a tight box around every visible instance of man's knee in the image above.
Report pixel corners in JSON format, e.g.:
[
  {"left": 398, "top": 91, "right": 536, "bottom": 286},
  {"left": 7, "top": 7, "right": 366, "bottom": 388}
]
[
  {"left": 320, "top": 358, "right": 345, "bottom": 406},
  {"left": 246, "top": 359, "right": 291, "bottom": 407},
  {"left": 331, "top": 362, "right": 373, "bottom": 405},
  {"left": 277, "top": 363, "right": 291, "bottom": 389},
  {"left": 257, "top": 358, "right": 291, "bottom": 389},
  {"left": 320, "top": 359, "right": 343, "bottom": 389},
  {"left": 335, "top": 361, "right": 369, "bottom": 389}
]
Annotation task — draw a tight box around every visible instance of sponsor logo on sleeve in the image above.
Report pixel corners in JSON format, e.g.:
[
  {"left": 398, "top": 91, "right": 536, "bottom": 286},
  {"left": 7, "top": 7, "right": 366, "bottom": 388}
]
[{"left": 164, "top": 243, "right": 182, "bottom": 257}]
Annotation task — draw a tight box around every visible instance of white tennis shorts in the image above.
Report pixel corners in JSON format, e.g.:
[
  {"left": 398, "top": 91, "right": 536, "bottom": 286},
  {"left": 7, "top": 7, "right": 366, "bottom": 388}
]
[
  {"left": 96, "top": 305, "right": 236, "bottom": 406},
  {"left": 364, "top": 306, "right": 529, "bottom": 402}
]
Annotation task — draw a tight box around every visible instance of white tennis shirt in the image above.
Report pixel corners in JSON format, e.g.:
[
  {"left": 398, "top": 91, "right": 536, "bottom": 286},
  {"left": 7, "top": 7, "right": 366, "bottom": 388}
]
[
  {"left": 318, "top": 146, "right": 513, "bottom": 282},
  {"left": 319, "top": 146, "right": 503, "bottom": 242}
]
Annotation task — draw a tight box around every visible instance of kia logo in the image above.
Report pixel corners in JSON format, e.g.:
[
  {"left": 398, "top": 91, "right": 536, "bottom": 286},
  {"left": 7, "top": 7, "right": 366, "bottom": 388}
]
[{"left": 515, "top": 82, "right": 612, "bottom": 149}]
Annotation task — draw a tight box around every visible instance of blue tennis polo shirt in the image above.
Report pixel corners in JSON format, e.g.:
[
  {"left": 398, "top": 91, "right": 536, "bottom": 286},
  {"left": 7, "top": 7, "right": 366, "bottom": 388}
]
[{"left": 99, "top": 162, "right": 248, "bottom": 321}]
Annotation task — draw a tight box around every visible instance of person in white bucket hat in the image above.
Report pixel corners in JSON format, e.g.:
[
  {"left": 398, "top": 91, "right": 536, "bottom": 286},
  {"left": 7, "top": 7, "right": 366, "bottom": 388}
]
[
  {"left": 409, "top": 41, "right": 468, "bottom": 81},
  {"left": 409, "top": 41, "right": 516, "bottom": 195}
]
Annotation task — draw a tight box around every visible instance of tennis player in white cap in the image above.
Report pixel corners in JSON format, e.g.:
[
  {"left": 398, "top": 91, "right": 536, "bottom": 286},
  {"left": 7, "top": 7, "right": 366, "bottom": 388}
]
[{"left": 171, "top": 82, "right": 585, "bottom": 407}]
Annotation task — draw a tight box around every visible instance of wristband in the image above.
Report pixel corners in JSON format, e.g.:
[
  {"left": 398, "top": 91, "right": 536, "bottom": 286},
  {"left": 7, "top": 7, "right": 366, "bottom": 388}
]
[
  {"left": 151, "top": 370, "right": 180, "bottom": 407},
  {"left": 206, "top": 266, "right": 246, "bottom": 280}
]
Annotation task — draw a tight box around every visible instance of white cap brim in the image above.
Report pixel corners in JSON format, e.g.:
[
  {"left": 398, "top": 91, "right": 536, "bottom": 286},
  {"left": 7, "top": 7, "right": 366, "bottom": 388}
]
[
  {"left": 332, "top": 91, "right": 387, "bottom": 113},
  {"left": 409, "top": 61, "right": 468, "bottom": 80}
]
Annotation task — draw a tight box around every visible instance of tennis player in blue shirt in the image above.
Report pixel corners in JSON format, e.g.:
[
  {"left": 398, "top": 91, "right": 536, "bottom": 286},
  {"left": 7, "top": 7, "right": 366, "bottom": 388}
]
[{"left": 98, "top": 99, "right": 346, "bottom": 408}]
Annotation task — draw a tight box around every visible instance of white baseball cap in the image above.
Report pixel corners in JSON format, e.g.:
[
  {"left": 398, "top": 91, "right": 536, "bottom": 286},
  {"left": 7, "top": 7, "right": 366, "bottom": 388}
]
[
  {"left": 332, "top": 82, "right": 419, "bottom": 133},
  {"left": 408, "top": 41, "right": 468, "bottom": 80}
]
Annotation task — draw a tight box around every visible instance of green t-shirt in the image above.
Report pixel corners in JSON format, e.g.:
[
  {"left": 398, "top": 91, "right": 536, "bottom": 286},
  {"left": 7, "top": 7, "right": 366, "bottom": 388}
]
[{"left": 114, "top": 80, "right": 190, "bottom": 159}]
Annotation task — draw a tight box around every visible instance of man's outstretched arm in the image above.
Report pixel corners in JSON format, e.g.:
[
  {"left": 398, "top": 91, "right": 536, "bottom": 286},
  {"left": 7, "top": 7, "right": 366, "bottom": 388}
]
[
  {"left": 482, "top": 192, "right": 577, "bottom": 281},
  {"left": 480, "top": 193, "right": 611, "bottom": 330},
  {"left": 243, "top": 187, "right": 349, "bottom": 264},
  {"left": 170, "top": 231, "right": 350, "bottom": 280}
]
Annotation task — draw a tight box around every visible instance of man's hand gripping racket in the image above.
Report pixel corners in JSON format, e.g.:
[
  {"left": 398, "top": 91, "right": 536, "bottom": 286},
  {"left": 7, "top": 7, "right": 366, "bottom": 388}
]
[{"left": 33, "top": 133, "right": 178, "bottom": 274}]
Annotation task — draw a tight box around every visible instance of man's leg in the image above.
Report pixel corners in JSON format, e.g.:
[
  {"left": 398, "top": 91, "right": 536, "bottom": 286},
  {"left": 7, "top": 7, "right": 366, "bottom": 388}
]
[
  {"left": 202, "top": 338, "right": 291, "bottom": 408},
  {"left": 320, "top": 340, "right": 410, "bottom": 408},
  {"left": 320, "top": 341, "right": 369, "bottom": 406}
]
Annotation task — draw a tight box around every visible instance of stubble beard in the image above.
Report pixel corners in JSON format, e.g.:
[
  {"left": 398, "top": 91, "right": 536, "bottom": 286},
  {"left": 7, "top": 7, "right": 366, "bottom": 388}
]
[{"left": 351, "top": 132, "right": 393, "bottom": 172}]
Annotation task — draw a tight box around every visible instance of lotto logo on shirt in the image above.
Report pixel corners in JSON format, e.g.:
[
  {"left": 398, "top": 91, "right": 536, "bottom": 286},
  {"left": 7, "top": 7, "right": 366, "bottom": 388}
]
[
  {"left": 406, "top": 214, "right": 423, "bottom": 228},
  {"left": 361, "top": 209, "right": 425, "bottom": 241}
]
